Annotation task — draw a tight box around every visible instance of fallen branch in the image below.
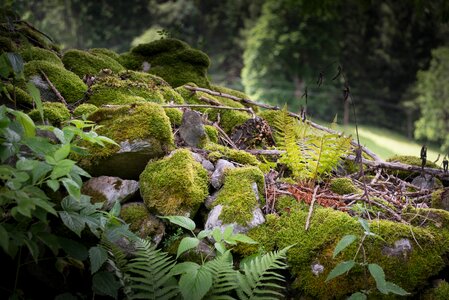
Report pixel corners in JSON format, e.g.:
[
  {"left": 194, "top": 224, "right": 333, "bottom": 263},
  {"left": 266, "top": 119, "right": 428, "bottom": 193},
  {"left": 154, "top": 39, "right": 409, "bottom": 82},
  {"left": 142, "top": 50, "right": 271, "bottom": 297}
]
[
  {"left": 39, "top": 70, "right": 70, "bottom": 110},
  {"left": 161, "top": 104, "right": 253, "bottom": 113},
  {"left": 305, "top": 185, "right": 320, "bottom": 231}
]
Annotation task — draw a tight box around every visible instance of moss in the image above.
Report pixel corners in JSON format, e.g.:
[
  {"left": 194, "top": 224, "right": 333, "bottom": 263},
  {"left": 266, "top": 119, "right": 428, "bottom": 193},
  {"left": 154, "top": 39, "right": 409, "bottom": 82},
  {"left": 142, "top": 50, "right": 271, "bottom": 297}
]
[
  {"left": 19, "top": 47, "right": 62, "bottom": 66},
  {"left": 120, "top": 202, "right": 164, "bottom": 238},
  {"left": 274, "top": 195, "right": 306, "bottom": 214},
  {"left": 139, "top": 149, "right": 209, "bottom": 217},
  {"left": 258, "top": 109, "right": 316, "bottom": 139},
  {"left": 386, "top": 155, "right": 439, "bottom": 179},
  {"left": 0, "top": 36, "right": 17, "bottom": 52},
  {"left": 121, "top": 38, "right": 211, "bottom": 88},
  {"left": 215, "top": 166, "right": 265, "bottom": 225},
  {"left": 204, "top": 125, "right": 218, "bottom": 143},
  {"left": 423, "top": 280, "right": 449, "bottom": 300},
  {"left": 204, "top": 142, "right": 259, "bottom": 166},
  {"left": 330, "top": 177, "right": 361, "bottom": 195},
  {"left": 28, "top": 102, "right": 70, "bottom": 125},
  {"left": 62, "top": 49, "right": 125, "bottom": 78},
  {"left": 1, "top": 84, "right": 33, "bottom": 107},
  {"left": 89, "top": 48, "right": 120, "bottom": 61},
  {"left": 211, "top": 84, "right": 258, "bottom": 112},
  {"left": 163, "top": 107, "right": 183, "bottom": 127},
  {"left": 24, "top": 60, "right": 87, "bottom": 103},
  {"left": 88, "top": 71, "right": 182, "bottom": 106},
  {"left": 237, "top": 206, "right": 449, "bottom": 299},
  {"left": 73, "top": 103, "right": 98, "bottom": 118}
]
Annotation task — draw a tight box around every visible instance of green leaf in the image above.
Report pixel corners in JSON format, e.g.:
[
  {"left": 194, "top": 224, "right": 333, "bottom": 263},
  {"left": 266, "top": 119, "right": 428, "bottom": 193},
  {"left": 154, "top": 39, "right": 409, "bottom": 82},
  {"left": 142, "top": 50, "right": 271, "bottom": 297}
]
[
  {"left": 197, "top": 229, "right": 211, "bottom": 240},
  {"left": 358, "top": 218, "right": 370, "bottom": 234},
  {"left": 177, "top": 237, "right": 200, "bottom": 258},
  {"left": 33, "top": 198, "right": 57, "bottom": 215},
  {"left": 16, "top": 158, "right": 38, "bottom": 171},
  {"left": 89, "top": 246, "right": 108, "bottom": 274},
  {"left": 347, "top": 292, "right": 367, "bottom": 300},
  {"left": 26, "top": 82, "right": 43, "bottom": 123},
  {"left": 231, "top": 233, "right": 258, "bottom": 245},
  {"left": 109, "top": 201, "right": 121, "bottom": 217},
  {"left": 46, "top": 179, "right": 60, "bottom": 192},
  {"left": 368, "top": 263, "right": 387, "bottom": 294},
  {"left": 10, "top": 110, "right": 35, "bottom": 137},
  {"left": 385, "top": 281, "right": 409, "bottom": 296},
  {"left": 58, "top": 237, "right": 88, "bottom": 260},
  {"left": 59, "top": 211, "right": 85, "bottom": 236},
  {"left": 92, "top": 271, "right": 121, "bottom": 299},
  {"left": 50, "top": 159, "right": 75, "bottom": 179},
  {"left": 31, "top": 162, "right": 52, "bottom": 184},
  {"left": 61, "top": 178, "right": 81, "bottom": 200},
  {"left": 38, "top": 232, "right": 60, "bottom": 255},
  {"left": 15, "top": 196, "right": 35, "bottom": 217},
  {"left": 333, "top": 235, "right": 357, "bottom": 258},
  {"left": 325, "top": 260, "right": 355, "bottom": 282},
  {"left": 0, "top": 53, "right": 11, "bottom": 78},
  {"left": 212, "top": 227, "right": 222, "bottom": 242},
  {"left": 23, "top": 239, "right": 39, "bottom": 262},
  {"left": 54, "top": 143, "right": 71, "bottom": 162},
  {"left": 223, "top": 224, "right": 234, "bottom": 240},
  {"left": 214, "top": 242, "right": 227, "bottom": 254},
  {"left": 170, "top": 261, "right": 200, "bottom": 276},
  {"left": 179, "top": 266, "right": 213, "bottom": 300},
  {"left": 6, "top": 52, "right": 24, "bottom": 76},
  {"left": 160, "top": 215, "right": 196, "bottom": 231},
  {"left": 0, "top": 224, "right": 9, "bottom": 253}
]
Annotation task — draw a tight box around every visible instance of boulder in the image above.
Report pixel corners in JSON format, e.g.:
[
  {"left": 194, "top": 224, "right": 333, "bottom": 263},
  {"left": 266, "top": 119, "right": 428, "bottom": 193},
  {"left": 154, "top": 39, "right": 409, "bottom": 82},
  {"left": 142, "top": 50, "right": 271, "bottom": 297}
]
[
  {"left": 210, "top": 159, "right": 235, "bottom": 189},
  {"left": 179, "top": 110, "right": 206, "bottom": 147}
]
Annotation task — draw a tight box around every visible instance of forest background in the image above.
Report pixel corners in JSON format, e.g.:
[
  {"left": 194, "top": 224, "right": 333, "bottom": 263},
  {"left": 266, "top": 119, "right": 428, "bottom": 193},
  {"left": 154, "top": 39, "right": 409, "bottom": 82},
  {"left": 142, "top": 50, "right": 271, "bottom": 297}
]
[{"left": 6, "top": 0, "right": 449, "bottom": 155}]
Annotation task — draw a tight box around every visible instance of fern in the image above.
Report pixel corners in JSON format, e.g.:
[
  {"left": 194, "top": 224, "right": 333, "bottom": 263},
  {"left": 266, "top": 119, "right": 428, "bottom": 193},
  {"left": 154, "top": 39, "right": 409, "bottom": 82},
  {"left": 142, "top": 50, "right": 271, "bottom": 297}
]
[
  {"left": 204, "top": 250, "right": 238, "bottom": 300},
  {"left": 236, "top": 246, "right": 292, "bottom": 300}
]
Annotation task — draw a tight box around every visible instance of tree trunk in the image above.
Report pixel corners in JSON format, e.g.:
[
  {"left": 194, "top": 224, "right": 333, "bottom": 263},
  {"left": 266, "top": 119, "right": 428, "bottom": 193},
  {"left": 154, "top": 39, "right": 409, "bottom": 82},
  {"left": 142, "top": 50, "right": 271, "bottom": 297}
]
[{"left": 343, "top": 99, "right": 350, "bottom": 126}]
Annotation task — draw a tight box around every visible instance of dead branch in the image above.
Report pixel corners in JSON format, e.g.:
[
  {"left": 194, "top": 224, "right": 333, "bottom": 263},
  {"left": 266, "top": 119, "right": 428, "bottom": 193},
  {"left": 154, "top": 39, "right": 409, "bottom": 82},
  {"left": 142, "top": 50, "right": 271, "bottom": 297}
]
[
  {"left": 39, "top": 70, "right": 70, "bottom": 110},
  {"left": 162, "top": 104, "right": 253, "bottom": 113},
  {"left": 305, "top": 185, "right": 319, "bottom": 230}
]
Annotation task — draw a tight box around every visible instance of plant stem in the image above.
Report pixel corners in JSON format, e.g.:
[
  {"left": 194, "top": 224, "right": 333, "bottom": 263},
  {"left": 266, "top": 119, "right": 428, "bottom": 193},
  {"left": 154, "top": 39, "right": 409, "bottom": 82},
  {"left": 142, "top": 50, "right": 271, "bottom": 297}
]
[{"left": 13, "top": 246, "right": 22, "bottom": 294}]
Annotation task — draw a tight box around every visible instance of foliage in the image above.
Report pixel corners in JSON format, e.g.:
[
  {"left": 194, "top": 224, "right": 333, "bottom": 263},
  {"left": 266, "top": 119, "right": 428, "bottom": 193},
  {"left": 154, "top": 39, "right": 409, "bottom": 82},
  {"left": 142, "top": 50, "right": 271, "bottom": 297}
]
[{"left": 327, "top": 217, "right": 409, "bottom": 298}]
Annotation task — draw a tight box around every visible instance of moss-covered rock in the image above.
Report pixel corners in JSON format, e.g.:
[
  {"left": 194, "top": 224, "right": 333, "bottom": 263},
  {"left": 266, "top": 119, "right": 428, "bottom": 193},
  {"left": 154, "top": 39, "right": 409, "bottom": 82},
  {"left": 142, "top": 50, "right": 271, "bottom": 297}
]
[
  {"left": 0, "top": 83, "right": 33, "bottom": 108},
  {"left": 77, "top": 103, "right": 174, "bottom": 179},
  {"left": 119, "top": 38, "right": 211, "bottom": 88},
  {"left": 19, "top": 47, "right": 63, "bottom": 66},
  {"left": 238, "top": 206, "right": 449, "bottom": 299},
  {"left": 386, "top": 155, "right": 439, "bottom": 180},
  {"left": 28, "top": 102, "right": 70, "bottom": 125},
  {"left": 211, "top": 84, "right": 259, "bottom": 113},
  {"left": 422, "top": 280, "right": 449, "bottom": 300},
  {"left": 204, "top": 125, "right": 219, "bottom": 143},
  {"left": 73, "top": 103, "right": 98, "bottom": 118},
  {"left": 205, "top": 142, "right": 259, "bottom": 166},
  {"left": 163, "top": 107, "right": 183, "bottom": 127},
  {"left": 330, "top": 177, "right": 361, "bottom": 195},
  {"left": 24, "top": 60, "right": 87, "bottom": 103},
  {"left": 0, "top": 36, "right": 17, "bottom": 52},
  {"left": 214, "top": 166, "right": 265, "bottom": 225},
  {"left": 62, "top": 49, "right": 125, "bottom": 78},
  {"left": 139, "top": 149, "right": 209, "bottom": 217},
  {"left": 89, "top": 48, "right": 120, "bottom": 61},
  {"left": 88, "top": 70, "right": 183, "bottom": 106}
]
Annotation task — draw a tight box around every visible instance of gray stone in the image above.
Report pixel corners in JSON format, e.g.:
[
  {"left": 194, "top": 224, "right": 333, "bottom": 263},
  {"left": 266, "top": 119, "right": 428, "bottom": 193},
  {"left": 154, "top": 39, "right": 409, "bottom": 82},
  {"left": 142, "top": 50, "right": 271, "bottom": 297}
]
[
  {"left": 202, "top": 160, "right": 215, "bottom": 172},
  {"left": 211, "top": 159, "right": 235, "bottom": 189},
  {"left": 82, "top": 176, "right": 139, "bottom": 210},
  {"left": 30, "top": 75, "right": 58, "bottom": 102},
  {"left": 205, "top": 192, "right": 219, "bottom": 209},
  {"left": 179, "top": 110, "right": 206, "bottom": 147},
  {"left": 311, "top": 263, "right": 324, "bottom": 276},
  {"left": 382, "top": 239, "right": 412, "bottom": 258},
  {"left": 411, "top": 174, "right": 439, "bottom": 190}
]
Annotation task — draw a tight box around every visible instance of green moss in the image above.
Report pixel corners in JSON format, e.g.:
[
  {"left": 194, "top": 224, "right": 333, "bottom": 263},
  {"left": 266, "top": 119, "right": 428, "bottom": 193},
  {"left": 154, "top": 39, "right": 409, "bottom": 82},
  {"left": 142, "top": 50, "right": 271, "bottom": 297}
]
[
  {"left": 274, "top": 195, "right": 306, "bottom": 214},
  {"left": 258, "top": 109, "right": 316, "bottom": 139},
  {"left": 122, "top": 38, "right": 211, "bottom": 88},
  {"left": 62, "top": 49, "right": 125, "bottom": 78},
  {"left": 2, "top": 84, "right": 33, "bottom": 107},
  {"left": 204, "top": 125, "right": 218, "bottom": 143},
  {"left": 163, "top": 107, "right": 183, "bottom": 127},
  {"left": 423, "top": 280, "right": 449, "bottom": 300},
  {"left": 139, "top": 149, "right": 209, "bottom": 217},
  {"left": 73, "top": 103, "right": 98, "bottom": 118},
  {"left": 19, "top": 47, "right": 62, "bottom": 66},
  {"left": 211, "top": 84, "right": 258, "bottom": 112},
  {"left": 204, "top": 142, "right": 259, "bottom": 165},
  {"left": 386, "top": 155, "right": 439, "bottom": 179},
  {"left": 215, "top": 166, "right": 265, "bottom": 225},
  {"left": 24, "top": 60, "right": 87, "bottom": 103},
  {"left": 89, "top": 48, "right": 120, "bottom": 61},
  {"left": 237, "top": 206, "right": 449, "bottom": 299},
  {"left": 120, "top": 202, "right": 164, "bottom": 238},
  {"left": 329, "top": 177, "right": 361, "bottom": 195},
  {"left": 0, "top": 36, "right": 17, "bottom": 52},
  {"left": 28, "top": 102, "right": 70, "bottom": 125}
]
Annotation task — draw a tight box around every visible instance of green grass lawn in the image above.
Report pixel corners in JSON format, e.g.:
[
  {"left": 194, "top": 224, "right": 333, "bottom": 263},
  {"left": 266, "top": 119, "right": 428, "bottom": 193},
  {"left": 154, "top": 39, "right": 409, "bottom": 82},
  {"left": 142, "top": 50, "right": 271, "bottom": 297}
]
[{"left": 331, "top": 123, "right": 442, "bottom": 162}]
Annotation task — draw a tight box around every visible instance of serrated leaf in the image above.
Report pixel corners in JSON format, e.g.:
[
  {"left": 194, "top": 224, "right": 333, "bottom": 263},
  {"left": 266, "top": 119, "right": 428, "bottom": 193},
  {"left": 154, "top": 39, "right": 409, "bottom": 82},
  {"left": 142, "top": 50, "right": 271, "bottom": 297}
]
[
  {"left": 16, "top": 159, "right": 38, "bottom": 171},
  {"left": 50, "top": 159, "right": 75, "bottom": 179},
  {"left": 26, "top": 81, "right": 43, "bottom": 123},
  {"left": 0, "top": 224, "right": 9, "bottom": 253},
  {"left": 89, "top": 246, "right": 108, "bottom": 274},
  {"left": 10, "top": 110, "right": 35, "bottom": 137},
  {"left": 109, "top": 201, "right": 120, "bottom": 216},
  {"left": 177, "top": 237, "right": 200, "bottom": 258},
  {"left": 54, "top": 144, "right": 71, "bottom": 162},
  {"left": 347, "top": 292, "right": 367, "bottom": 300},
  {"left": 59, "top": 211, "right": 85, "bottom": 236},
  {"left": 325, "top": 260, "right": 355, "bottom": 282},
  {"left": 170, "top": 261, "right": 200, "bottom": 276},
  {"left": 223, "top": 225, "right": 234, "bottom": 240},
  {"left": 33, "top": 198, "right": 57, "bottom": 215},
  {"left": 333, "top": 235, "right": 357, "bottom": 258},
  {"left": 358, "top": 218, "right": 370, "bottom": 234},
  {"left": 368, "top": 263, "right": 387, "bottom": 294},
  {"left": 179, "top": 266, "right": 213, "bottom": 300},
  {"left": 160, "top": 215, "right": 196, "bottom": 231},
  {"left": 212, "top": 227, "right": 222, "bottom": 242},
  {"left": 197, "top": 229, "right": 211, "bottom": 240},
  {"left": 47, "top": 179, "right": 60, "bottom": 192},
  {"left": 58, "top": 237, "right": 88, "bottom": 260},
  {"left": 385, "top": 281, "right": 409, "bottom": 296},
  {"left": 92, "top": 271, "right": 121, "bottom": 299},
  {"left": 61, "top": 178, "right": 81, "bottom": 200},
  {"left": 214, "top": 242, "right": 226, "bottom": 254}
]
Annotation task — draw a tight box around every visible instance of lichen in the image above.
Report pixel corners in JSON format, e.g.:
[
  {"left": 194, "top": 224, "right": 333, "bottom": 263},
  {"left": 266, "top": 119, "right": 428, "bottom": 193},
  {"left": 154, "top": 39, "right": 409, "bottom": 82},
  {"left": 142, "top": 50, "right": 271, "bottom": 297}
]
[
  {"left": 62, "top": 49, "right": 125, "bottom": 78},
  {"left": 386, "top": 155, "right": 439, "bottom": 180},
  {"left": 329, "top": 177, "right": 361, "bottom": 195},
  {"left": 139, "top": 149, "right": 209, "bottom": 217},
  {"left": 19, "top": 47, "right": 63, "bottom": 66},
  {"left": 73, "top": 103, "right": 98, "bottom": 118},
  {"left": 24, "top": 60, "right": 87, "bottom": 103},
  {"left": 204, "top": 142, "right": 259, "bottom": 166},
  {"left": 214, "top": 166, "right": 265, "bottom": 225},
  {"left": 28, "top": 102, "right": 70, "bottom": 125},
  {"left": 204, "top": 125, "right": 218, "bottom": 143}
]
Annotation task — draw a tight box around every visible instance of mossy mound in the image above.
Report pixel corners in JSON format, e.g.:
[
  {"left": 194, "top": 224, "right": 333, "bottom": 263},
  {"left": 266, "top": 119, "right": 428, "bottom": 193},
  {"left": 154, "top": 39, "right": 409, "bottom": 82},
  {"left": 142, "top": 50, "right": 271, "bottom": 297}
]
[
  {"left": 238, "top": 206, "right": 449, "bottom": 299},
  {"left": 163, "top": 107, "right": 183, "bottom": 127},
  {"left": 205, "top": 142, "right": 259, "bottom": 166},
  {"left": 77, "top": 103, "right": 174, "bottom": 178},
  {"left": 214, "top": 166, "right": 265, "bottom": 225},
  {"left": 120, "top": 202, "right": 165, "bottom": 240},
  {"left": 89, "top": 48, "right": 120, "bottom": 61},
  {"left": 204, "top": 125, "right": 219, "bottom": 143},
  {"left": 258, "top": 109, "right": 317, "bottom": 140},
  {"left": 422, "top": 280, "right": 449, "bottom": 300},
  {"left": 0, "top": 83, "right": 33, "bottom": 108},
  {"left": 211, "top": 84, "right": 259, "bottom": 112},
  {"left": 62, "top": 49, "right": 125, "bottom": 78},
  {"left": 0, "top": 36, "right": 17, "bottom": 52},
  {"left": 386, "top": 155, "right": 439, "bottom": 180},
  {"left": 24, "top": 60, "right": 87, "bottom": 103},
  {"left": 73, "top": 103, "right": 98, "bottom": 118},
  {"left": 330, "top": 177, "right": 361, "bottom": 195},
  {"left": 19, "top": 47, "right": 62, "bottom": 66},
  {"left": 28, "top": 102, "right": 70, "bottom": 125},
  {"left": 139, "top": 149, "right": 209, "bottom": 217},
  {"left": 119, "top": 38, "right": 211, "bottom": 88},
  {"left": 88, "top": 70, "right": 183, "bottom": 106}
]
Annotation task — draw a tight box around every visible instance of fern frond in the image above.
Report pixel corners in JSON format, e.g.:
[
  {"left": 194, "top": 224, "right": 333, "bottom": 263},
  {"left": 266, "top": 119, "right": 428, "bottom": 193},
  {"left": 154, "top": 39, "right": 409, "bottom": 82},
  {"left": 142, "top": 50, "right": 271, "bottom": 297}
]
[
  {"left": 126, "top": 238, "right": 179, "bottom": 300},
  {"left": 236, "top": 246, "right": 292, "bottom": 300},
  {"left": 204, "top": 251, "right": 238, "bottom": 300},
  {"left": 101, "top": 238, "right": 132, "bottom": 297}
]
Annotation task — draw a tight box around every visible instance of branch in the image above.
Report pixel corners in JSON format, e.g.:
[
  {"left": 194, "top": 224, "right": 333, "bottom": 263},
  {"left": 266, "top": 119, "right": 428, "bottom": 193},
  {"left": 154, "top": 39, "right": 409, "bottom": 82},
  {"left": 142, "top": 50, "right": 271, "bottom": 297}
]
[
  {"left": 39, "top": 70, "right": 70, "bottom": 109},
  {"left": 161, "top": 104, "right": 253, "bottom": 112},
  {"left": 305, "top": 185, "right": 319, "bottom": 231}
]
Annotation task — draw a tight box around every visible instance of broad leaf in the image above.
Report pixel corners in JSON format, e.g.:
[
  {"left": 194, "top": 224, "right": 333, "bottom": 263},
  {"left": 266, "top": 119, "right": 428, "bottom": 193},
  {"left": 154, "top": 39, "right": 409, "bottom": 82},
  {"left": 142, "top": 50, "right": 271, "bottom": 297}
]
[
  {"left": 10, "top": 110, "right": 35, "bottom": 137},
  {"left": 160, "top": 215, "right": 196, "bottom": 231},
  {"left": 197, "top": 229, "right": 211, "bottom": 240},
  {"left": 177, "top": 237, "right": 200, "bottom": 258},
  {"left": 54, "top": 143, "right": 71, "bottom": 162},
  {"left": 325, "top": 260, "right": 355, "bottom": 282},
  {"left": 179, "top": 266, "right": 213, "bottom": 300},
  {"left": 223, "top": 225, "right": 234, "bottom": 240},
  {"left": 385, "top": 281, "right": 409, "bottom": 296},
  {"left": 358, "top": 218, "right": 370, "bottom": 234},
  {"left": 61, "top": 178, "right": 81, "bottom": 200},
  {"left": 333, "top": 235, "right": 357, "bottom": 258},
  {"left": 368, "top": 263, "right": 387, "bottom": 294},
  {"left": 6, "top": 52, "right": 24, "bottom": 76},
  {"left": 26, "top": 82, "right": 43, "bottom": 123},
  {"left": 109, "top": 201, "right": 121, "bottom": 216},
  {"left": 214, "top": 242, "right": 227, "bottom": 254},
  {"left": 170, "top": 261, "right": 200, "bottom": 276},
  {"left": 92, "top": 271, "right": 121, "bottom": 299},
  {"left": 89, "top": 246, "right": 108, "bottom": 274},
  {"left": 0, "top": 224, "right": 9, "bottom": 253},
  {"left": 212, "top": 227, "right": 222, "bottom": 242},
  {"left": 231, "top": 233, "right": 258, "bottom": 245},
  {"left": 46, "top": 179, "right": 60, "bottom": 192},
  {"left": 51, "top": 159, "right": 75, "bottom": 179},
  {"left": 59, "top": 211, "right": 85, "bottom": 236},
  {"left": 58, "top": 237, "right": 88, "bottom": 260},
  {"left": 347, "top": 292, "right": 367, "bottom": 300}
]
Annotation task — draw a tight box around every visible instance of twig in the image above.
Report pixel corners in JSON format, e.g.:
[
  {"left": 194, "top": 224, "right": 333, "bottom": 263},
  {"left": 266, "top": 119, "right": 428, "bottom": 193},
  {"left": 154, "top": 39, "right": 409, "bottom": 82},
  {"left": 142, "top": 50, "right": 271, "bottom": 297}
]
[
  {"left": 162, "top": 104, "right": 252, "bottom": 112},
  {"left": 305, "top": 185, "right": 320, "bottom": 231},
  {"left": 39, "top": 70, "right": 70, "bottom": 110},
  {"left": 212, "top": 123, "right": 238, "bottom": 149}
]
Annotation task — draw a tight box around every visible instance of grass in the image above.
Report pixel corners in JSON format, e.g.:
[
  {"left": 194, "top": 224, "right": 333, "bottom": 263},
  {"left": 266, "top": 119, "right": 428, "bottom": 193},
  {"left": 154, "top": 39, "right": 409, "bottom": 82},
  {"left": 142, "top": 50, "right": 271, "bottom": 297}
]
[{"left": 330, "top": 123, "right": 442, "bottom": 162}]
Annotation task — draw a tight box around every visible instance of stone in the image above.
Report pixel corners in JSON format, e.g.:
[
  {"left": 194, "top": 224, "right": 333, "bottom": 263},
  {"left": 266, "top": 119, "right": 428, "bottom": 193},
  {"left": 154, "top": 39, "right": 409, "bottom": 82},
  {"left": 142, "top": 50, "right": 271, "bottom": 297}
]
[
  {"left": 382, "top": 238, "right": 413, "bottom": 258},
  {"left": 82, "top": 176, "right": 139, "bottom": 210},
  {"left": 412, "top": 174, "right": 439, "bottom": 190},
  {"left": 179, "top": 110, "right": 206, "bottom": 147},
  {"left": 311, "top": 263, "right": 324, "bottom": 276},
  {"left": 202, "top": 159, "right": 215, "bottom": 172},
  {"left": 210, "top": 159, "right": 235, "bottom": 189}
]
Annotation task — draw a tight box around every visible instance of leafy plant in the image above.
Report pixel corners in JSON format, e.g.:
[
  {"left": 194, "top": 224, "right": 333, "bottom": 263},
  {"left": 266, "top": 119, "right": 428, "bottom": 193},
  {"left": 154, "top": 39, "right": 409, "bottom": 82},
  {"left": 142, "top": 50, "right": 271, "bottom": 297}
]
[{"left": 326, "top": 218, "right": 409, "bottom": 299}]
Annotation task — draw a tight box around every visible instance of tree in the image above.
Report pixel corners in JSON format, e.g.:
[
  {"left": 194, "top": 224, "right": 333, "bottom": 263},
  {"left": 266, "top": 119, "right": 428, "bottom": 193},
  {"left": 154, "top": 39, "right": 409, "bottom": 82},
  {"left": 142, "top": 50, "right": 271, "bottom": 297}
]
[{"left": 413, "top": 47, "right": 449, "bottom": 152}]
